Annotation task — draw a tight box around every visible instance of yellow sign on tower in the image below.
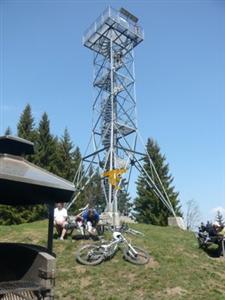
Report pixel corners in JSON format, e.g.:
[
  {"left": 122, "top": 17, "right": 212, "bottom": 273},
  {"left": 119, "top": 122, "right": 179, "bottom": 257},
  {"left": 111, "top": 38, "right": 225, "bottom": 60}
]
[{"left": 102, "top": 169, "right": 127, "bottom": 189}]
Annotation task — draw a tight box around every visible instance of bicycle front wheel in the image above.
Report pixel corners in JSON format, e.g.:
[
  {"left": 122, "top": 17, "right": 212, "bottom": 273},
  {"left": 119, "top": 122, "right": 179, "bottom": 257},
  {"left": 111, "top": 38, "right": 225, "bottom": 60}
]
[
  {"left": 76, "top": 244, "right": 105, "bottom": 265},
  {"left": 123, "top": 246, "right": 150, "bottom": 265}
]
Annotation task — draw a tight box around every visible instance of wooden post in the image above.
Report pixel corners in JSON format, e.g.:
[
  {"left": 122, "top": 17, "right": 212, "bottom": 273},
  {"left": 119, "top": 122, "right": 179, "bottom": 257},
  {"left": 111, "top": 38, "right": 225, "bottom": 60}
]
[{"left": 48, "top": 203, "right": 54, "bottom": 254}]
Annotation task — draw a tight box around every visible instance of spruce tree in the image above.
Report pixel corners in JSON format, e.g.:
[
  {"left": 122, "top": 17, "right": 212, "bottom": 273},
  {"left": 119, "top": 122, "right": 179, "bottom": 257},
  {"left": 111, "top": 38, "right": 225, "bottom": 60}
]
[
  {"left": 17, "top": 104, "right": 38, "bottom": 163},
  {"left": 35, "top": 112, "right": 59, "bottom": 174},
  {"left": 14, "top": 105, "right": 39, "bottom": 222},
  {"left": 4, "top": 126, "right": 12, "bottom": 135},
  {"left": 66, "top": 146, "right": 86, "bottom": 213},
  {"left": 57, "top": 128, "right": 76, "bottom": 181},
  {"left": 73, "top": 146, "right": 82, "bottom": 178},
  {"left": 85, "top": 168, "right": 105, "bottom": 212},
  {"left": 17, "top": 104, "right": 37, "bottom": 142},
  {"left": 56, "top": 128, "right": 90, "bottom": 213},
  {"left": 118, "top": 184, "right": 132, "bottom": 216},
  {"left": 134, "top": 138, "right": 182, "bottom": 225},
  {"left": 2, "top": 105, "right": 47, "bottom": 225},
  {"left": 0, "top": 206, "right": 23, "bottom": 225},
  {"left": 19, "top": 111, "right": 56, "bottom": 223},
  {"left": 215, "top": 210, "right": 224, "bottom": 226}
]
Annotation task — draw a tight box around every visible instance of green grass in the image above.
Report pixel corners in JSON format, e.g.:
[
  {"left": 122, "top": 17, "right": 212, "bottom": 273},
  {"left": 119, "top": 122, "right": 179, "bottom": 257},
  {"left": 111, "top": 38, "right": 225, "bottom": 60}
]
[{"left": 1, "top": 221, "right": 225, "bottom": 299}]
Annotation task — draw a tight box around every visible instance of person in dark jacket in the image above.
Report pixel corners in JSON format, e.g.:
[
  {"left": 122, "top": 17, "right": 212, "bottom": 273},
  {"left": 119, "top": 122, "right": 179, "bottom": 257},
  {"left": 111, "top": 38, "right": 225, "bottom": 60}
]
[
  {"left": 82, "top": 207, "right": 100, "bottom": 235},
  {"left": 206, "top": 221, "right": 221, "bottom": 237}
]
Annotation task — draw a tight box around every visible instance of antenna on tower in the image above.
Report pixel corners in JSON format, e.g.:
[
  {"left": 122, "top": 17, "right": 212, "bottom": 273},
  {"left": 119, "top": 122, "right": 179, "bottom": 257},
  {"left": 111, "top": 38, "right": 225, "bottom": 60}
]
[{"left": 68, "top": 7, "right": 177, "bottom": 227}]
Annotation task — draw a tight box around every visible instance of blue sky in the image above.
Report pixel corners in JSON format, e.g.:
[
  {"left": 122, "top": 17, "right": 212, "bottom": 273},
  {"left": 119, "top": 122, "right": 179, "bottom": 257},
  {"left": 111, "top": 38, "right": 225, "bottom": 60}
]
[{"left": 1, "top": 0, "right": 225, "bottom": 222}]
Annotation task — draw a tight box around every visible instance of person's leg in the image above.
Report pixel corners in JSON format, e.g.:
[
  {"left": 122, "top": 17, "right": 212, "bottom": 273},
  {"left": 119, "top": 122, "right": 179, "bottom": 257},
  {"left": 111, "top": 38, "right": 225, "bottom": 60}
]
[
  {"left": 60, "top": 222, "right": 68, "bottom": 240},
  {"left": 77, "top": 221, "right": 85, "bottom": 235},
  {"left": 86, "top": 221, "right": 93, "bottom": 234},
  {"left": 87, "top": 221, "right": 97, "bottom": 236},
  {"left": 54, "top": 221, "right": 63, "bottom": 237},
  {"left": 60, "top": 228, "right": 67, "bottom": 240}
]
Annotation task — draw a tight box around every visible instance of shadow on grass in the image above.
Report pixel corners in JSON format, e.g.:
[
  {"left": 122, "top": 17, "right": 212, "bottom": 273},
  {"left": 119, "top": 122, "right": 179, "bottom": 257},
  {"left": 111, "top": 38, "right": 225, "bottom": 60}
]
[
  {"left": 72, "top": 234, "right": 100, "bottom": 241},
  {"left": 53, "top": 230, "right": 100, "bottom": 240},
  {"left": 202, "top": 244, "right": 222, "bottom": 258}
]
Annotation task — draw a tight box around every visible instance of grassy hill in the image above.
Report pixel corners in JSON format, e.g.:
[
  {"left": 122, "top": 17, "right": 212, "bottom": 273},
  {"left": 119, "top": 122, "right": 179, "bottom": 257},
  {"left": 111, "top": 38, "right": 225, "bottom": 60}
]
[{"left": 0, "top": 221, "right": 225, "bottom": 300}]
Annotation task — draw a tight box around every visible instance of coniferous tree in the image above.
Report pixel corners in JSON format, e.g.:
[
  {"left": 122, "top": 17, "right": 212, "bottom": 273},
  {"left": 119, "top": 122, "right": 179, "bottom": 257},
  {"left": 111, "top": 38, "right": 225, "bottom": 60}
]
[
  {"left": 134, "top": 138, "right": 182, "bottom": 225},
  {"left": 57, "top": 128, "right": 76, "bottom": 181},
  {"left": 17, "top": 104, "right": 37, "bottom": 142},
  {"left": 1, "top": 116, "right": 19, "bottom": 225},
  {"left": 215, "top": 210, "right": 224, "bottom": 226},
  {"left": 118, "top": 184, "right": 133, "bottom": 216},
  {"left": 35, "top": 112, "right": 59, "bottom": 174},
  {"left": 14, "top": 104, "right": 39, "bottom": 222},
  {"left": 18, "top": 109, "right": 55, "bottom": 222},
  {"left": 85, "top": 168, "right": 105, "bottom": 212},
  {"left": 68, "top": 146, "right": 86, "bottom": 213},
  {"left": 56, "top": 129, "right": 91, "bottom": 213},
  {"left": 0, "top": 206, "right": 24, "bottom": 225},
  {"left": 17, "top": 104, "right": 38, "bottom": 163},
  {"left": 73, "top": 146, "right": 82, "bottom": 178},
  {"left": 2, "top": 106, "right": 102, "bottom": 224},
  {"left": 5, "top": 126, "right": 12, "bottom": 135}
]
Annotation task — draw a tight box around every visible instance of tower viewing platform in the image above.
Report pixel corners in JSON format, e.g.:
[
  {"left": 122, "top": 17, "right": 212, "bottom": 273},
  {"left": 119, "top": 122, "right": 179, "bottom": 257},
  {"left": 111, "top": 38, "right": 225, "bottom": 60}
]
[{"left": 83, "top": 7, "right": 144, "bottom": 56}]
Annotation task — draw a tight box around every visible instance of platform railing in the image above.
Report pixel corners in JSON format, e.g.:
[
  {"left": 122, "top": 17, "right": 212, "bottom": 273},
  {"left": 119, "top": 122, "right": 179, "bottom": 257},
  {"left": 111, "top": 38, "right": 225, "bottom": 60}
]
[{"left": 83, "top": 6, "right": 144, "bottom": 45}]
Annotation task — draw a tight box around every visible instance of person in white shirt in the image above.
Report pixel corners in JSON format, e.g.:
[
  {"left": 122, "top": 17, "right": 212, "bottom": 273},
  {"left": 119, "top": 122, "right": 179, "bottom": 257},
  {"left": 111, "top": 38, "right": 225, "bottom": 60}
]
[{"left": 54, "top": 203, "right": 68, "bottom": 240}]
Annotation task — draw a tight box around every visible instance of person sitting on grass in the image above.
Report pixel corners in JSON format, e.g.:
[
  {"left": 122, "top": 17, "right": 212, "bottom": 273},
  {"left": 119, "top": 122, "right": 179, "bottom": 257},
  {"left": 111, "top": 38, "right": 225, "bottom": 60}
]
[
  {"left": 212, "top": 221, "right": 222, "bottom": 236},
  {"left": 213, "top": 222, "right": 225, "bottom": 237},
  {"left": 82, "top": 207, "right": 100, "bottom": 236},
  {"left": 54, "top": 203, "right": 68, "bottom": 240},
  {"left": 75, "top": 215, "right": 85, "bottom": 235}
]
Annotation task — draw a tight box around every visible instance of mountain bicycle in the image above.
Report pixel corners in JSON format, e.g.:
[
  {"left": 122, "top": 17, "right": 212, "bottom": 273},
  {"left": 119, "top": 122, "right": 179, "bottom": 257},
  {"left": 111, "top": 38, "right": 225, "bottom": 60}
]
[{"left": 75, "top": 231, "right": 149, "bottom": 265}]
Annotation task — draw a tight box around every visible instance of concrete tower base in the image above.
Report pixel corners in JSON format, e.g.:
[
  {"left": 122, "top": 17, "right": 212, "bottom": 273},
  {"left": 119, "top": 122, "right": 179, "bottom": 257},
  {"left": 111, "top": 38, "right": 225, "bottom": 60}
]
[
  {"left": 100, "top": 211, "right": 121, "bottom": 227},
  {"left": 168, "top": 217, "right": 186, "bottom": 230}
]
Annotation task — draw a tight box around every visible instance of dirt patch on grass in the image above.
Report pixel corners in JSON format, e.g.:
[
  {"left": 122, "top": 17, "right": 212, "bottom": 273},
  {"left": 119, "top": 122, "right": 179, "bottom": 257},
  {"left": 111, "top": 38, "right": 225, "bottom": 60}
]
[
  {"left": 75, "top": 265, "right": 88, "bottom": 274},
  {"left": 133, "top": 288, "right": 145, "bottom": 299},
  {"left": 154, "top": 287, "right": 187, "bottom": 299},
  {"left": 80, "top": 276, "right": 92, "bottom": 288},
  {"left": 166, "top": 287, "right": 187, "bottom": 296},
  {"left": 145, "top": 257, "right": 160, "bottom": 269},
  {"left": 125, "top": 271, "right": 136, "bottom": 281},
  {"left": 117, "top": 270, "right": 136, "bottom": 282}
]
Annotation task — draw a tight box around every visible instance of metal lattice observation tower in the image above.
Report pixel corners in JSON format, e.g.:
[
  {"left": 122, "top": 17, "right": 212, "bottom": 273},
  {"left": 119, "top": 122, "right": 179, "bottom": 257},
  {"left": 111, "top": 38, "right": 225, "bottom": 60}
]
[{"left": 68, "top": 7, "right": 177, "bottom": 225}]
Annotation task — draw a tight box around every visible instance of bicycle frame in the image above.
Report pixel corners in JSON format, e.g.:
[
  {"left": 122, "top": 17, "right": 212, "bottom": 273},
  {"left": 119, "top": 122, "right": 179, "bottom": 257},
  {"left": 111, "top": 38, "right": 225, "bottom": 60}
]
[
  {"left": 76, "top": 230, "right": 150, "bottom": 265},
  {"left": 100, "top": 231, "right": 138, "bottom": 258}
]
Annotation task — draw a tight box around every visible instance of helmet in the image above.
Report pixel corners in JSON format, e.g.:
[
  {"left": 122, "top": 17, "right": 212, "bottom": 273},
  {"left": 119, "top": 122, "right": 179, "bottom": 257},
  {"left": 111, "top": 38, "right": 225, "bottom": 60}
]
[{"left": 213, "top": 221, "right": 220, "bottom": 227}]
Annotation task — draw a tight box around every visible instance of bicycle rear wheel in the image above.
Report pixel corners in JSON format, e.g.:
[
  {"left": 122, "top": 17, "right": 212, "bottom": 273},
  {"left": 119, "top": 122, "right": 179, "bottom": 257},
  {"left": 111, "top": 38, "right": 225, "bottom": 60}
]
[
  {"left": 123, "top": 246, "right": 149, "bottom": 265},
  {"left": 76, "top": 244, "right": 105, "bottom": 265}
]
